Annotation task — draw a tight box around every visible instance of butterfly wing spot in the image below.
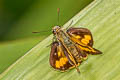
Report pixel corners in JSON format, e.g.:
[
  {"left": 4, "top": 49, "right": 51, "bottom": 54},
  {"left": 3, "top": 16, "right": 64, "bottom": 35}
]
[
  {"left": 54, "top": 53, "right": 57, "bottom": 56},
  {"left": 81, "top": 35, "right": 91, "bottom": 45},
  {"left": 84, "top": 35, "right": 91, "bottom": 40},
  {"left": 56, "top": 61, "right": 60, "bottom": 68},
  {"left": 81, "top": 39, "right": 89, "bottom": 45},
  {"left": 61, "top": 57, "right": 68, "bottom": 65},
  {"left": 58, "top": 51, "right": 61, "bottom": 57},
  {"left": 55, "top": 57, "right": 68, "bottom": 68},
  {"left": 59, "top": 59, "right": 63, "bottom": 67},
  {"left": 78, "top": 45, "right": 95, "bottom": 52},
  {"left": 74, "top": 35, "right": 81, "bottom": 39}
]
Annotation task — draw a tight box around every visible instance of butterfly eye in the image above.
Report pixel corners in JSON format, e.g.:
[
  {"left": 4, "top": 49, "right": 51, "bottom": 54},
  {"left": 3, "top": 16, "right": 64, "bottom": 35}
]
[{"left": 52, "top": 29, "right": 56, "bottom": 34}]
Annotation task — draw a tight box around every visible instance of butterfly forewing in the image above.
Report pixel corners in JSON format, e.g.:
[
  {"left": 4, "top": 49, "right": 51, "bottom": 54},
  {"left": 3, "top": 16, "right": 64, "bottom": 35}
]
[
  {"left": 67, "top": 27, "right": 102, "bottom": 55},
  {"left": 50, "top": 41, "right": 79, "bottom": 71},
  {"left": 67, "top": 27, "right": 93, "bottom": 47}
]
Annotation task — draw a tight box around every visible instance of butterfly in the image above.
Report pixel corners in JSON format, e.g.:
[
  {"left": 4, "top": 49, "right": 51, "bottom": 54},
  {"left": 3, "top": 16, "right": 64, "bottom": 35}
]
[{"left": 49, "top": 25, "right": 102, "bottom": 73}]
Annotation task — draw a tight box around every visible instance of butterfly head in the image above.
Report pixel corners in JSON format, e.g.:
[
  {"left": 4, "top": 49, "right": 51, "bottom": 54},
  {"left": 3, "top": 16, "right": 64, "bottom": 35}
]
[{"left": 52, "top": 26, "right": 61, "bottom": 35}]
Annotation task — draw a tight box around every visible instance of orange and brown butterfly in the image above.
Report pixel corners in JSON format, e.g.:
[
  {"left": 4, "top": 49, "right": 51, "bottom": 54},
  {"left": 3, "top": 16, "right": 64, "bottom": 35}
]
[{"left": 49, "top": 9, "right": 102, "bottom": 73}]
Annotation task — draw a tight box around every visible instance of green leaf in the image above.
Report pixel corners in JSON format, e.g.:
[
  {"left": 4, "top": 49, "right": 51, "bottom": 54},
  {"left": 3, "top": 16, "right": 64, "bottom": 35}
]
[
  {"left": 0, "top": 36, "right": 45, "bottom": 74},
  {"left": 1, "top": 0, "right": 120, "bottom": 79}
]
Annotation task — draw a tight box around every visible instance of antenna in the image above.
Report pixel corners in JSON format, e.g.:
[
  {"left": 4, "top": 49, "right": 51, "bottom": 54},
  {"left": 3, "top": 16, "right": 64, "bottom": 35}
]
[
  {"left": 32, "top": 31, "right": 40, "bottom": 33},
  {"left": 32, "top": 29, "right": 51, "bottom": 33},
  {"left": 57, "top": 8, "right": 60, "bottom": 25}
]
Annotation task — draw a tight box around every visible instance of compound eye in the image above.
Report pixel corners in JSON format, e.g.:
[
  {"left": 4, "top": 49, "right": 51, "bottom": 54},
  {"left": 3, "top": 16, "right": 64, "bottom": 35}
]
[{"left": 52, "top": 30, "right": 56, "bottom": 34}]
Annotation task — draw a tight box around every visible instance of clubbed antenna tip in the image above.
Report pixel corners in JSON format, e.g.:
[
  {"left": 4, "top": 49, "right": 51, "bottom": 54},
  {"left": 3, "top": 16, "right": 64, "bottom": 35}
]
[{"left": 57, "top": 8, "right": 60, "bottom": 25}]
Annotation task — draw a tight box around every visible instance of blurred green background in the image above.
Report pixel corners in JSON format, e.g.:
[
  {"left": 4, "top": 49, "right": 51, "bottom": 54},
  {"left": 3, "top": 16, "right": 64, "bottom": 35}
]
[{"left": 0, "top": 0, "right": 93, "bottom": 74}]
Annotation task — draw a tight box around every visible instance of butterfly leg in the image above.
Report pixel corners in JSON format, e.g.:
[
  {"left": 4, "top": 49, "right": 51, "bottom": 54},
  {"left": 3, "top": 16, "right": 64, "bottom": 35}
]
[{"left": 75, "top": 65, "right": 80, "bottom": 73}]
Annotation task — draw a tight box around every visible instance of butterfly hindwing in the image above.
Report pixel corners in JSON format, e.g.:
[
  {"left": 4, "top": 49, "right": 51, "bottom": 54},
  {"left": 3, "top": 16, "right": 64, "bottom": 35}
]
[
  {"left": 49, "top": 41, "right": 78, "bottom": 71},
  {"left": 75, "top": 43, "right": 102, "bottom": 55},
  {"left": 75, "top": 44, "right": 88, "bottom": 60}
]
